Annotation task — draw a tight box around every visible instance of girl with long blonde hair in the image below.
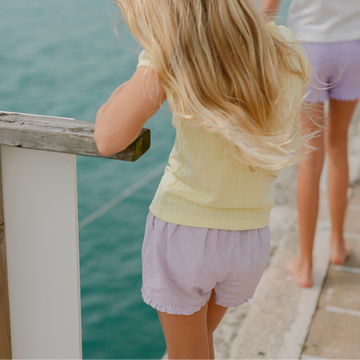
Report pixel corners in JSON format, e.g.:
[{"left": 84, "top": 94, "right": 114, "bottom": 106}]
[{"left": 95, "top": 0, "right": 310, "bottom": 358}]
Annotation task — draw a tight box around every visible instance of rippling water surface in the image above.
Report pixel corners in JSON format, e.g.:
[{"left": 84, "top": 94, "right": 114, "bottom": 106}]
[{"left": 0, "top": 1, "right": 289, "bottom": 358}]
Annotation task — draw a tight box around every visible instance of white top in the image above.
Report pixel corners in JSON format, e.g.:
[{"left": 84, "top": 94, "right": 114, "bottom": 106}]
[{"left": 287, "top": 0, "right": 360, "bottom": 43}]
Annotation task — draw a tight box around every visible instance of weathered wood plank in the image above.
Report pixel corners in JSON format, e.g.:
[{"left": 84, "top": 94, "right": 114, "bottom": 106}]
[
  {"left": 0, "top": 112, "right": 150, "bottom": 162},
  {"left": 0, "top": 150, "right": 12, "bottom": 359}
]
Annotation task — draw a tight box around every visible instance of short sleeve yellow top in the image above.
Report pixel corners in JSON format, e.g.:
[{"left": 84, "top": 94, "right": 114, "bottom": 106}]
[{"left": 137, "top": 24, "right": 310, "bottom": 230}]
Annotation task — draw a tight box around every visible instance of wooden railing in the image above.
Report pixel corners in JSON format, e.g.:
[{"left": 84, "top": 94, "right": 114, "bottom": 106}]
[
  {"left": 0, "top": 112, "right": 150, "bottom": 360},
  {"left": 0, "top": 112, "right": 150, "bottom": 161}
]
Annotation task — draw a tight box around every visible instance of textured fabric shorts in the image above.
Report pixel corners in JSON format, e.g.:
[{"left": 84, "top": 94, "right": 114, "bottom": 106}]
[
  {"left": 302, "top": 40, "right": 360, "bottom": 103},
  {"left": 141, "top": 212, "right": 270, "bottom": 315}
]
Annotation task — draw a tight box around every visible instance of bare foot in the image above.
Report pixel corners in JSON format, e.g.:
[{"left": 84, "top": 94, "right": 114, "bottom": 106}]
[
  {"left": 331, "top": 242, "right": 351, "bottom": 265},
  {"left": 286, "top": 257, "right": 313, "bottom": 288}
]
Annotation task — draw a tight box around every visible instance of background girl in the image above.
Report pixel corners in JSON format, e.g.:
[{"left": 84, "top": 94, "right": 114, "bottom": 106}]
[
  {"left": 95, "top": 0, "right": 310, "bottom": 358},
  {"left": 261, "top": 0, "right": 360, "bottom": 288}
]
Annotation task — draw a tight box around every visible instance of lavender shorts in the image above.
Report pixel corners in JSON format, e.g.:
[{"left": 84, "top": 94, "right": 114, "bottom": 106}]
[
  {"left": 302, "top": 40, "right": 360, "bottom": 103},
  {"left": 141, "top": 212, "right": 270, "bottom": 315}
]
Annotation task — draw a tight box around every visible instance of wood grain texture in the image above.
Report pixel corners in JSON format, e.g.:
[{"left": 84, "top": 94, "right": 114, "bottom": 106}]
[
  {"left": 0, "top": 112, "right": 150, "bottom": 162},
  {"left": 0, "top": 151, "right": 12, "bottom": 359}
]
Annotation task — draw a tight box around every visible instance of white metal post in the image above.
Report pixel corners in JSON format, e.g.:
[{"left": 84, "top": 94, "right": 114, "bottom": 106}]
[{"left": 1, "top": 146, "right": 82, "bottom": 359}]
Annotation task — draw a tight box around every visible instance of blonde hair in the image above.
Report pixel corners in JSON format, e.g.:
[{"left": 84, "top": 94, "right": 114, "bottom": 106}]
[{"left": 115, "top": 0, "right": 311, "bottom": 172}]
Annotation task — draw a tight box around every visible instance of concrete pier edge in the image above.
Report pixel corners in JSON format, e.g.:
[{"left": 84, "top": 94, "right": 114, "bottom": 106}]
[{"left": 228, "top": 207, "right": 330, "bottom": 360}]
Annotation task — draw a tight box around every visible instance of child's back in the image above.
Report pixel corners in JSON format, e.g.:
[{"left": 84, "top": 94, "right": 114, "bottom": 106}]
[
  {"left": 95, "top": 1, "right": 311, "bottom": 358},
  {"left": 141, "top": 21, "right": 310, "bottom": 231}
]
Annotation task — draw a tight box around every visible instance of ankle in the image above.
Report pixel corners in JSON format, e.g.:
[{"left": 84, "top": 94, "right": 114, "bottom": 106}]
[
  {"left": 330, "top": 233, "right": 346, "bottom": 248},
  {"left": 298, "top": 256, "right": 312, "bottom": 270}
]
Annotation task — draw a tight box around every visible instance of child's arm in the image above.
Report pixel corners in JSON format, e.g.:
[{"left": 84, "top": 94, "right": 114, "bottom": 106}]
[
  {"left": 260, "top": 0, "right": 282, "bottom": 21},
  {"left": 94, "top": 66, "right": 166, "bottom": 156}
]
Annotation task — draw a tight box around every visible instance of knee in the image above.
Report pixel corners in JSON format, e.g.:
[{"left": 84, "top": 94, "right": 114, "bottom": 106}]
[{"left": 327, "top": 134, "right": 348, "bottom": 151}]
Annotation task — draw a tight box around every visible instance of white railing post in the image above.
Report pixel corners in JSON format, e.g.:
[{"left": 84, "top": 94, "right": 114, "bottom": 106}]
[
  {"left": 0, "top": 147, "right": 12, "bottom": 360},
  {"left": 1, "top": 146, "right": 82, "bottom": 359},
  {"left": 0, "top": 112, "right": 151, "bottom": 359}
]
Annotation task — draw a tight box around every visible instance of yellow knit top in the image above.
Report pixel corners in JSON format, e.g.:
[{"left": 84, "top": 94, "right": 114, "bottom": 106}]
[{"left": 137, "top": 24, "right": 309, "bottom": 230}]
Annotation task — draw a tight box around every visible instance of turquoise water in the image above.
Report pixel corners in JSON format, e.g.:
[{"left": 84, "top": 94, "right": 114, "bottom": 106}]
[
  {"left": 1, "top": 1, "right": 171, "bottom": 358},
  {"left": 0, "top": 1, "right": 289, "bottom": 358}
]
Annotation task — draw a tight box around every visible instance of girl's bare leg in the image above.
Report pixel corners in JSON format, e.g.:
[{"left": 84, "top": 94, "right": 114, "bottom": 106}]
[
  {"left": 287, "top": 103, "right": 325, "bottom": 288},
  {"left": 326, "top": 99, "right": 357, "bottom": 264},
  {"left": 157, "top": 290, "right": 227, "bottom": 360},
  {"left": 206, "top": 291, "right": 228, "bottom": 359}
]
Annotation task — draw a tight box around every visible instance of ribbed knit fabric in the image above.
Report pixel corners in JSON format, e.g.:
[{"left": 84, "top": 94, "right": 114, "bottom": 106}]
[
  {"left": 148, "top": 119, "right": 273, "bottom": 230},
  {"left": 138, "top": 24, "right": 309, "bottom": 231}
]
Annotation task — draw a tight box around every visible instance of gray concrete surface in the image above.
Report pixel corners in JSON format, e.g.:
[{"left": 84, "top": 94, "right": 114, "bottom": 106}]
[{"left": 302, "top": 184, "right": 360, "bottom": 360}]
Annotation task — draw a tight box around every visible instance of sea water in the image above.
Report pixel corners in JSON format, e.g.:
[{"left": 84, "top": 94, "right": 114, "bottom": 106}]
[{"left": 0, "top": 1, "right": 289, "bottom": 358}]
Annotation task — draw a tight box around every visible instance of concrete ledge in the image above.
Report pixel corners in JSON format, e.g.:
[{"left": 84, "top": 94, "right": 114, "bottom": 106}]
[{"left": 229, "top": 206, "right": 330, "bottom": 360}]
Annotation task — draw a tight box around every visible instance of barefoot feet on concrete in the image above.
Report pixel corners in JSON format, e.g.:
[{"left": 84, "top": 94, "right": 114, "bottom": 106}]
[
  {"left": 286, "top": 257, "right": 313, "bottom": 288},
  {"left": 330, "top": 240, "right": 351, "bottom": 265}
]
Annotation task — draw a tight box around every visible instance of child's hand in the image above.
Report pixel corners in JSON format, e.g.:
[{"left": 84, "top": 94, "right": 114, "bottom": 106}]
[{"left": 94, "top": 67, "right": 166, "bottom": 156}]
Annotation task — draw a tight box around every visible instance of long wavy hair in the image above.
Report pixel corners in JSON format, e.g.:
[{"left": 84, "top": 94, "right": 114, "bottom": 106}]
[{"left": 115, "top": 0, "right": 311, "bottom": 172}]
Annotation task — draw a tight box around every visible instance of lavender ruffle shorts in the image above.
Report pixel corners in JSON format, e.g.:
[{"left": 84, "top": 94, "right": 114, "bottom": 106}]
[
  {"left": 302, "top": 39, "right": 360, "bottom": 103},
  {"left": 141, "top": 212, "right": 270, "bottom": 315}
]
